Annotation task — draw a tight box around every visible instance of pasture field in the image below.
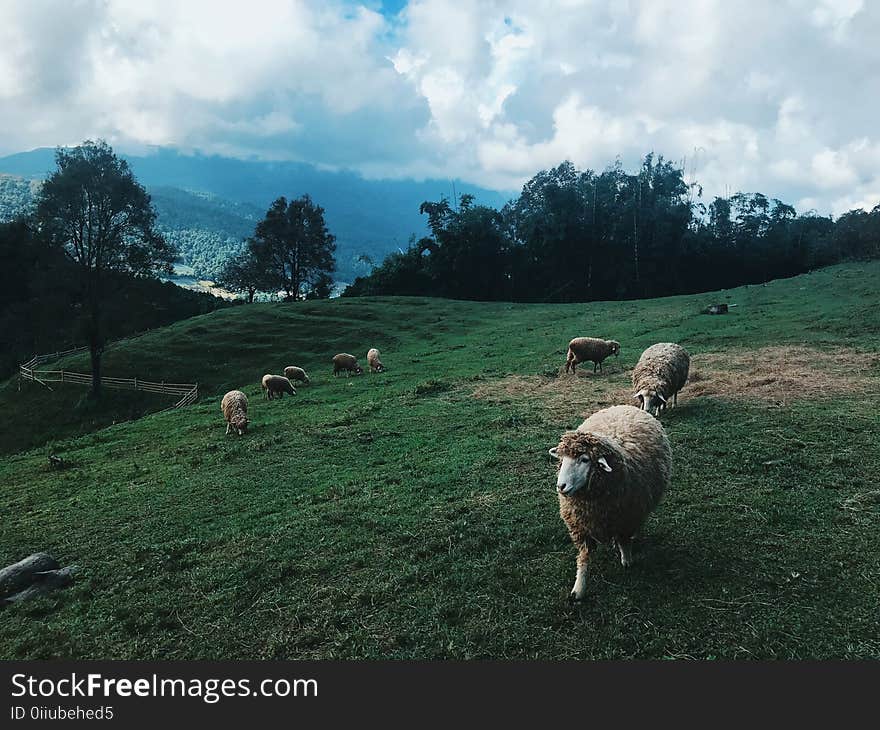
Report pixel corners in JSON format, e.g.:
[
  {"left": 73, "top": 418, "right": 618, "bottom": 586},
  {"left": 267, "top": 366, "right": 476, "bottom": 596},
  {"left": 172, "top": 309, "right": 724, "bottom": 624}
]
[{"left": 1, "top": 262, "right": 878, "bottom": 659}]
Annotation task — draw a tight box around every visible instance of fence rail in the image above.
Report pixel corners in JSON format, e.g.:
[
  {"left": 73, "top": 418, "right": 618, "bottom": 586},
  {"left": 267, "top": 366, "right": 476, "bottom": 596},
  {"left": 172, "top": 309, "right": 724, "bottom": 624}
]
[{"left": 19, "top": 349, "right": 198, "bottom": 410}]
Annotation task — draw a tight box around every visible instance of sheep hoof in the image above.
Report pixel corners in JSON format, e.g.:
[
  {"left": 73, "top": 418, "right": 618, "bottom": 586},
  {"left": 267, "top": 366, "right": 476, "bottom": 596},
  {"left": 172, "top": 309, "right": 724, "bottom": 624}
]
[{"left": 568, "top": 590, "right": 586, "bottom": 603}]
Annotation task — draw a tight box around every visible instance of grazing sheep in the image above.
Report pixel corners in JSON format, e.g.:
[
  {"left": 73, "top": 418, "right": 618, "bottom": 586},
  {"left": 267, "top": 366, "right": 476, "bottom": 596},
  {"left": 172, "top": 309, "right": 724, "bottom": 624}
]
[
  {"left": 367, "top": 348, "right": 386, "bottom": 373},
  {"left": 261, "top": 374, "right": 297, "bottom": 400},
  {"left": 283, "top": 366, "right": 311, "bottom": 385},
  {"left": 549, "top": 405, "right": 671, "bottom": 601},
  {"left": 564, "top": 337, "right": 621, "bottom": 374},
  {"left": 332, "top": 353, "right": 364, "bottom": 376},
  {"left": 221, "top": 390, "right": 249, "bottom": 436},
  {"left": 632, "top": 343, "right": 691, "bottom": 416}
]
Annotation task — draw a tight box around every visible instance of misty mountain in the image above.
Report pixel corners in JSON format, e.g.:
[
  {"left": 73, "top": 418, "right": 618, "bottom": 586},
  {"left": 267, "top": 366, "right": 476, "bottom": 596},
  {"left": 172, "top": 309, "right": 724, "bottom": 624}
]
[{"left": 0, "top": 147, "right": 511, "bottom": 283}]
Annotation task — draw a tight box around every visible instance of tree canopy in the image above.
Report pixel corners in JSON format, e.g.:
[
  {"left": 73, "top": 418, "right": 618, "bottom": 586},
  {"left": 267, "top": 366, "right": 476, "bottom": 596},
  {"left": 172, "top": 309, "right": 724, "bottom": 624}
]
[
  {"left": 245, "top": 195, "right": 337, "bottom": 300},
  {"left": 345, "top": 154, "right": 880, "bottom": 302}
]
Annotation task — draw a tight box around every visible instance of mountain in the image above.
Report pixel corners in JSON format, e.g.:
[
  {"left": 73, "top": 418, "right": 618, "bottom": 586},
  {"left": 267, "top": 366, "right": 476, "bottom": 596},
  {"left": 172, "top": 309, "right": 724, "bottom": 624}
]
[{"left": 0, "top": 147, "right": 512, "bottom": 284}]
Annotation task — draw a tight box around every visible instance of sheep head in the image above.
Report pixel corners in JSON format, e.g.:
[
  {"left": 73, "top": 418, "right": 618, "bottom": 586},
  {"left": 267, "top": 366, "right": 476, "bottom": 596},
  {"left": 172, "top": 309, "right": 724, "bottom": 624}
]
[
  {"left": 232, "top": 415, "right": 249, "bottom": 436},
  {"left": 634, "top": 388, "right": 667, "bottom": 417},
  {"left": 548, "top": 431, "right": 614, "bottom": 497},
  {"left": 609, "top": 340, "right": 621, "bottom": 357}
]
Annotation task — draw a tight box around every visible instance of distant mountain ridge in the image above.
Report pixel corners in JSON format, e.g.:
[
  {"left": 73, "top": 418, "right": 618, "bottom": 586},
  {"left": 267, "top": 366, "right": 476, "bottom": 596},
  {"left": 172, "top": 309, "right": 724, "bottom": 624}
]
[{"left": 0, "top": 147, "right": 512, "bottom": 283}]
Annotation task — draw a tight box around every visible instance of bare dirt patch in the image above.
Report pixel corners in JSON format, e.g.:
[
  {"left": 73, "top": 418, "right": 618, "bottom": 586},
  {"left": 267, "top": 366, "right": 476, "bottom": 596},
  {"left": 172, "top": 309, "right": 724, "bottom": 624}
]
[{"left": 470, "top": 346, "right": 879, "bottom": 414}]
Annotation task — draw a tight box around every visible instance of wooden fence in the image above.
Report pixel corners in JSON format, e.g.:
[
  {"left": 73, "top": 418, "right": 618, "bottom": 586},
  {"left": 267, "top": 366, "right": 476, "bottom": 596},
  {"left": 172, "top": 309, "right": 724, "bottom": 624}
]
[{"left": 19, "top": 348, "right": 198, "bottom": 410}]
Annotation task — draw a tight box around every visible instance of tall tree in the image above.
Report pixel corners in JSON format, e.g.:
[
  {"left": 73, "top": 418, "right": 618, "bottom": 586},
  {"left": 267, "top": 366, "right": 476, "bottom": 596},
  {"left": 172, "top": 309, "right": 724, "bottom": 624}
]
[
  {"left": 35, "top": 140, "right": 175, "bottom": 397},
  {"left": 248, "top": 195, "right": 336, "bottom": 300}
]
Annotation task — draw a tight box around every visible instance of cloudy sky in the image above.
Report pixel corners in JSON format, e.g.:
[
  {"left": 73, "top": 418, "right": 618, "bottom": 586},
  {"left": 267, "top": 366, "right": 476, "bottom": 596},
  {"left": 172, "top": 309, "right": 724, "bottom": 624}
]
[{"left": 1, "top": 0, "right": 878, "bottom": 214}]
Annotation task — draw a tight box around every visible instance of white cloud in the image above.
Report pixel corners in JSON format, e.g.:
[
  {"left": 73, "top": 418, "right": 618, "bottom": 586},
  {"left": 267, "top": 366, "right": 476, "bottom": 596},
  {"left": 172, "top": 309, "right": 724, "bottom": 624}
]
[{"left": 0, "top": 0, "right": 879, "bottom": 215}]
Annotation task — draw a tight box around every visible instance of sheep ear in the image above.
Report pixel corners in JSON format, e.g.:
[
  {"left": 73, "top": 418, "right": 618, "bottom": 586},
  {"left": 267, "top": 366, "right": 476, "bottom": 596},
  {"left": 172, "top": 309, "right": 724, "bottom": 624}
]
[
  {"left": 597, "top": 456, "right": 612, "bottom": 472},
  {"left": 548, "top": 447, "right": 560, "bottom": 459},
  {"left": 657, "top": 393, "right": 668, "bottom": 404},
  {"left": 633, "top": 391, "right": 644, "bottom": 402}
]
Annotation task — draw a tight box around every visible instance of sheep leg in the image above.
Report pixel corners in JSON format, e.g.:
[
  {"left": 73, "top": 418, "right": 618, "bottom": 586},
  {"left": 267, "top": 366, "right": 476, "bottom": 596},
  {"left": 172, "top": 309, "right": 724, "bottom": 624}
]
[
  {"left": 570, "top": 536, "right": 596, "bottom": 601},
  {"left": 617, "top": 536, "right": 634, "bottom": 567},
  {"left": 225, "top": 423, "right": 231, "bottom": 435}
]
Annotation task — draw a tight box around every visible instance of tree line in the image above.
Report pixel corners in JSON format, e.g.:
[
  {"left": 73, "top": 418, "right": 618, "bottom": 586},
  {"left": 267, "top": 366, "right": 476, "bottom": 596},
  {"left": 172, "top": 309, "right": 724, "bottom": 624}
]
[{"left": 343, "top": 155, "right": 880, "bottom": 302}]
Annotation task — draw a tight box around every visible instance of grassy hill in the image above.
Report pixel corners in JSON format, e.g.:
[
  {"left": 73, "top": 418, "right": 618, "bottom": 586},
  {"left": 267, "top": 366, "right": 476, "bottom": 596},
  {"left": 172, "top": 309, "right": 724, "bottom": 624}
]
[{"left": 1, "top": 263, "right": 878, "bottom": 659}]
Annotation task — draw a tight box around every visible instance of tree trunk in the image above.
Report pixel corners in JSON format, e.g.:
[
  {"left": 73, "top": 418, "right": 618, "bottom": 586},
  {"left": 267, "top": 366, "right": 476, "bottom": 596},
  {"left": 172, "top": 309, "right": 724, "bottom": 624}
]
[
  {"left": 89, "top": 338, "right": 102, "bottom": 398},
  {"left": 86, "top": 278, "right": 103, "bottom": 399}
]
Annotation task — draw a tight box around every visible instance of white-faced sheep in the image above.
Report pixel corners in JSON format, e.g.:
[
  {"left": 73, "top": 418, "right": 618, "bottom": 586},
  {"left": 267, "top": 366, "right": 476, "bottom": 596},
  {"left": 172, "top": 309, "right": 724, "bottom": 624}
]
[
  {"left": 549, "top": 405, "right": 671, "bottom": 601},
  {"left": 332, "top": 353, "right": 363, "bottom": 376},
  {"left": 261, "top": 374, "right": 297, "bottom": 400},
  {"left": 367, "top": 348, "right": 386, "bottom": 373},
  {"left": 564, "top": 337, "right": 620, "bottom": 374},
  {"left": 283, "top": 366, "right": 311, "bottom": 385},
  {"left": 632, "top": 343, "right": 690, "bottom": 416},
  {"left": 221, "top": 390, "right": 250, "bottom": 436}
]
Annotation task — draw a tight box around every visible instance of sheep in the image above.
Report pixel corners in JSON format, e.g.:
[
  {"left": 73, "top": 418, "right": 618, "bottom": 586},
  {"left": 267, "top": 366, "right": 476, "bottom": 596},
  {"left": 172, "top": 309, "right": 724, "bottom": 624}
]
[
  {"left": 221, "top": 390, "right": 250, "bottom": 436},
  {"left": 548, "top": 404, "right": 671, "bottom": 601},
  {"left": 332, "top": 353, "right": 364, "bottom": 376},
  {"left": 367, "top": 348, "right": 386, "bottom": 373},
  {"left": 283, "top": 366, "right": 311, "bottom": 385},
  {"left": 261, "top": 374, "right": 297, "bottom": 400},
  {"left": 631, "top": 343, "right": 690, "bottom": 416},
  {"left": 564, "top": 337, "right": 620, "bottom": 374}
]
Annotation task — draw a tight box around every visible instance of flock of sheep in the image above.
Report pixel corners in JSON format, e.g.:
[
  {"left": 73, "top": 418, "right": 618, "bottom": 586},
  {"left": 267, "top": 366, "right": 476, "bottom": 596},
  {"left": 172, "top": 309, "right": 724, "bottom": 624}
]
[
  {"left": 219, "top": 349, "right": 385, "bottom": 436},
  {"left": 554, "top": 337, "right": 690, "bottom": 600},
  {"left": 220, "top": 333, "right": 691, "bottom": 603}
]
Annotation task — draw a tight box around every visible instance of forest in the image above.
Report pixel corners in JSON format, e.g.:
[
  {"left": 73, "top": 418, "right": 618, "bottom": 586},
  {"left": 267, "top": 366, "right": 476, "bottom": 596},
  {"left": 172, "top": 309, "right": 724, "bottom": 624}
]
[{"left": 344, "top": 155, "right": 880, "bottom": 302}]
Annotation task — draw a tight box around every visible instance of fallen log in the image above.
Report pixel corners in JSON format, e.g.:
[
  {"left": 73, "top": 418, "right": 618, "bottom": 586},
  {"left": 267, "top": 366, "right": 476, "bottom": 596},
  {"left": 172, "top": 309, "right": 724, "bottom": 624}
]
[
  {"left": 0, "top": 553, "right": 77, "bottom": 606},
  {"left": 2, "top": 567, "right": 78, "bottom": 605}
]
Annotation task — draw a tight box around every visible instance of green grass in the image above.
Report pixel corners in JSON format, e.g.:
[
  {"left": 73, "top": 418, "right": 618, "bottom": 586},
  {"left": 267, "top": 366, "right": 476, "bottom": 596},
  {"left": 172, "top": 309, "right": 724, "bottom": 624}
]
[{"left": 1, "top": 262, "right": 879, "bottom": 659}]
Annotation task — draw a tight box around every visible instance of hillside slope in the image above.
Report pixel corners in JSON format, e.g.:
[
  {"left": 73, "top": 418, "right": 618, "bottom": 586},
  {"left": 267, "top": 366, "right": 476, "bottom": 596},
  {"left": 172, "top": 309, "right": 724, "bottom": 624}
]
[{"left": 1, "top": 263, "right": 878, "bottom": 659}]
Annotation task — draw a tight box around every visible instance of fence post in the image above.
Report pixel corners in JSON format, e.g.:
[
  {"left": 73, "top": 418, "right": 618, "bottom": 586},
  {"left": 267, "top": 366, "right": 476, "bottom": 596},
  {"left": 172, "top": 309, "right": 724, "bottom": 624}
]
[{"left": 134, "top": 377, "right": 138, "bottom": 391}]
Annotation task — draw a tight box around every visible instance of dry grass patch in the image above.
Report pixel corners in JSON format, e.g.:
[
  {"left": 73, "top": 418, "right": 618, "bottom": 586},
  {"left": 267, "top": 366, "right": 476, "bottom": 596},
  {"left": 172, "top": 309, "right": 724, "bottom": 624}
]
[
  {"left": 686, "top": 346, "right": 879, "bottom": 405},
  {"left": 471, "top": 346, "right": 878, "bottom": 415}
]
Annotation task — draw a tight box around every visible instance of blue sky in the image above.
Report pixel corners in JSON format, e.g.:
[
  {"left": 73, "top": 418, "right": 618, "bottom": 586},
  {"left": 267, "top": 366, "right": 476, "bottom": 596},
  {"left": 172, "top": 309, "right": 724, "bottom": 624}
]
[{"left": 1, "top": 0, "right": 878, "bottom": 215}]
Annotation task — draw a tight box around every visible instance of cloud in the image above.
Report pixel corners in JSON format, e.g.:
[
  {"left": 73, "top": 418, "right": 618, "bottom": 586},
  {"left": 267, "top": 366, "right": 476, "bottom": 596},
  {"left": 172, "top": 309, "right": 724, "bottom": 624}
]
[{"left": 0, "top": 0, "right": 879, "bottom": 215}]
